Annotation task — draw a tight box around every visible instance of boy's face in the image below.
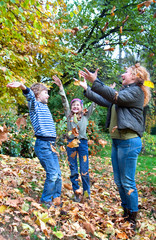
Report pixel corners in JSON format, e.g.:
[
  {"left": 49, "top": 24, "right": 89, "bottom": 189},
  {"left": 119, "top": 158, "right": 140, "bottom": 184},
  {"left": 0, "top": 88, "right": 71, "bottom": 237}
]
[
  {"left": 37, "top": 90, "right": 49, "bottom": 104},
  {"left": 71, "top": 101, "right": 82, "bottom": 113}
]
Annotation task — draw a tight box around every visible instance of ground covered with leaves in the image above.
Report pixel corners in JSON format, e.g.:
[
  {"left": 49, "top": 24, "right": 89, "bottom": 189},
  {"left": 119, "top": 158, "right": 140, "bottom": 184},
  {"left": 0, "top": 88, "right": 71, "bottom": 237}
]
[{"left": 0, "top": 153, "right": 155, "bottom": 240}]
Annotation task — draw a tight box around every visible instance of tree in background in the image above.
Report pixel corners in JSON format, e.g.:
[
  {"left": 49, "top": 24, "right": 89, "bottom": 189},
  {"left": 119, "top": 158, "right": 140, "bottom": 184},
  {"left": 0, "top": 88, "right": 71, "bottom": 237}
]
[
  {"left": 61, "top": 0, "right": 156, "bottom": 82},
  {"left": 0, "top": 0, "right": 70, "bottom": 111}
]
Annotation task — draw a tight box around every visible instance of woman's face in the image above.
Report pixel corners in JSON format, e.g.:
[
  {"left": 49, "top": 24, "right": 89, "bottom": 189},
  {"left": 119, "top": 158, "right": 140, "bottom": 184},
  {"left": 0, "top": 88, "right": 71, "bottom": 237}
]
[
  {"left": 71, "top": 101, "right": 82, "bottom": 114},
  {"left": 121, "top": 67, "right": 135, "bottom": 86}
]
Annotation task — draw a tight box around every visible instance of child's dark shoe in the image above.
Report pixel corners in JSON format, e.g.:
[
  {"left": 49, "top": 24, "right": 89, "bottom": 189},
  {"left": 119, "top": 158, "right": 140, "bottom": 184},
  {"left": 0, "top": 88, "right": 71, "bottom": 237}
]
[
  {"left": 39, "top": 200, "right": 54, "bottom": 209},
  {"left": 74, "top": 193, "right": 81, "bottom": 202}
]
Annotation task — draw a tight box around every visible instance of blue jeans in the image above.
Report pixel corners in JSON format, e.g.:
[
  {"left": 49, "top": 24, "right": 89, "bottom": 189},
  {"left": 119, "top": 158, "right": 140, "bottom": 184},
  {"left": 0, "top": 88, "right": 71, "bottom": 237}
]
[
  {"left": 67, "top": 139, "right": 90, "bottom": 196},
  {"left": 111, "top": 137, "right": 142, "bottom": 212},
  {"left": 35, "top": 139, "right": 62, "bottom": 202}
]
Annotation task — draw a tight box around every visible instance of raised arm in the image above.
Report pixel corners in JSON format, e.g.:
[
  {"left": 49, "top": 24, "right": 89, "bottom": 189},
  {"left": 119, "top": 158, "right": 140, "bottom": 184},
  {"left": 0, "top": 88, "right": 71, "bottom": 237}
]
[
  {"left": 52, "top": 75, "right": 63, "bottom": 91},
  {"left": 7, "top": 81, "right": 26, "bottom": 90},
  {"left": 52, "top": 75, "right": 70, "bottom": 117},
  {"left": 79, "top": 68, "right": 99, "bottom": 83}
]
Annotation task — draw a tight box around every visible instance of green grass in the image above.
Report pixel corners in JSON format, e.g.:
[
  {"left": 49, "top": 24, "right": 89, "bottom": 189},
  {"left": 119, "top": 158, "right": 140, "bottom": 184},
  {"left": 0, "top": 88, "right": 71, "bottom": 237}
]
[
  {"left": 137, "top": 154, "right": 156, "bottom": 187},
  {"left": 98, "top": 135, "right": 156, "bottom": 187}
]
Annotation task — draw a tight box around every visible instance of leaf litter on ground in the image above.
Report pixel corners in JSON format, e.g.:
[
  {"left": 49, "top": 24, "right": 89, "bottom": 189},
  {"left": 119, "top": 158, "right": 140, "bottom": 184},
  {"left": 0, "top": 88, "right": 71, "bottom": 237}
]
[{"left": 0, "top": 153, "right": 155, "bottom": 240}]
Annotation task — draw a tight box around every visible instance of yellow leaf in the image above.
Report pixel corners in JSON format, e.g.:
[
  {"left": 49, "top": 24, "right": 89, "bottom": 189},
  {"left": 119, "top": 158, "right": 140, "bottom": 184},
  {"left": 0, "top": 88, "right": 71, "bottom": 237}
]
[
  {"left": 74, "top": 80, "right": 80, "bottom": 86},
  {"left": 74, "top": 113, "right": 78, "bottom": 123},
  {"left": 144, "top": 80, "right": 154, "bottom": 88},
  {"left": 22, "top": 223, "right": 34, "bottom": 234},
  {"left": 0, "top": 205, "right": 7, "bottom": 213}
]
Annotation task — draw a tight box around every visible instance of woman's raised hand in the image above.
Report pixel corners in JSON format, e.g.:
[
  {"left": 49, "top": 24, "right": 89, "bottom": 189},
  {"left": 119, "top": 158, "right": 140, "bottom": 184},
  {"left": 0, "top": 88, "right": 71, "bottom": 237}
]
[
  {"left": 73, "top": 77, "right": 88, "bottom": 90},
  {"left": 79, "top": 68, "right": 99, "bottom": 83}
]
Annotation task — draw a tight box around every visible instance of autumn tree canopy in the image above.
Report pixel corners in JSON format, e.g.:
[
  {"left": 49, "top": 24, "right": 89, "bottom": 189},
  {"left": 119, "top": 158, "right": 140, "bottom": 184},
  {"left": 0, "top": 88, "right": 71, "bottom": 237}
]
[
  {"left": 0, "top": 0, "right": 155, "bottom": 111},
  {"left": 0, "top": 0, "right": 70, "bottom": 109}
]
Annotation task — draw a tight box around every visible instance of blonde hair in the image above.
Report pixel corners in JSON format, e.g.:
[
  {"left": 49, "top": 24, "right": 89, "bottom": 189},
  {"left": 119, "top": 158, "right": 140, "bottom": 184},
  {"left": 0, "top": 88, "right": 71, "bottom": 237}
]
[
  {"left": 130, "top": 63, "right": 151, "bottom": 106},
  {"left": 30, "top": 83, "right": 48, "bottom": 98}
]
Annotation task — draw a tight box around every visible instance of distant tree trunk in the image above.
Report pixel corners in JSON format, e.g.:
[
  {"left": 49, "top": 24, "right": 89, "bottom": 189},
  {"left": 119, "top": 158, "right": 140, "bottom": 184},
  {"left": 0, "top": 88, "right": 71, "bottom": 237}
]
[{"left": 119, "top": 34, "right": 122, "bottom": 70}]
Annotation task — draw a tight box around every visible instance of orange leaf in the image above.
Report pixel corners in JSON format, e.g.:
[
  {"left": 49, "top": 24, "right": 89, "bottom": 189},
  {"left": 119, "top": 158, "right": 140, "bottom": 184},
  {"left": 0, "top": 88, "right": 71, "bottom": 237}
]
[
  {"left": 88, "top": 140, "right": 94, "bottom": 145},
  {"left": 60, "top": 146, "right": 66, "bottom": 152},
  {"left": 116, "top": 232, "right": 128, "bottom": 239},
  {"left": 83, "top": 108, "right": 88, "bottom": 115},
  {"left": 141, "top": 25, "right": 144, "bottom": 32},
  {"left": 122, "top": 15, "right": 129, "bottom": 25},
  {"left": 137, "top": 1, "right": 152, "bottom": 10},
  {"left": 120, "top": 26, "right": 122, "bottom": 34},
  {"left": 63, "top": 183, "right": 72, "bottom": 190},
  {"left": 81, "top": 172, "right": 88, "bottom": 176},
  {"left": 128, "top": 189, "right": 134, "bottom": 195},
  {"left": 123, "top": 40, "right": 128, "bottom": 46},
  {"left": 67, "top": 139, "right": 80, "bottom": 148},
  {"left": 83, "top": 222, "right": 95, "bottom": 235},
  {"left": 53, "top": 197, "right": 61, "bottom": 206},
  {"left": 98, "top": 139, "right": 107, "bottom": 147},
  {"left": 111, "top": 6, "right": 116, "bottom": 16},
  {"left": 0, "top": 124, "right": 8, "bottom": 145},
  {"left": 72, "top": 128, "right": 79, "bottom": 137},
  {"left": 50, "top": 144, "right": 59, "bottom": 156},
  {"left": 102, "top": 22, "right": 109, "bottom": 32},
  {"left": 71, "top": 151, "right": 77, "bottom": 158},
  {"left": 16, "top": 117, "right": 27, "bottom": 130},
  {"left": 83, "top": 25, "right": 88, "bottom": 29},
  {"left": 111, "top": 125, "right": 118, "bottom": 133},
  {"left": 71, "top": 51, "right": 77, "bottom": 56},
  {"left": 104, "top": 47, "right": 115, "bottom": 51},
  {"left": 83, "top": 155, "right": 87, "bottom": 162}
]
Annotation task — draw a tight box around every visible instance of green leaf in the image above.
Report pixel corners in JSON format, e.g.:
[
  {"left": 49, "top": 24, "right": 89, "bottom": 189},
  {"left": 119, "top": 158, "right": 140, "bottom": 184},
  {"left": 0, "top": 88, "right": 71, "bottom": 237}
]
[
  {"left": 53, "top": 231, "right": 64, "bottom": 239},
  {"left": 0, "top": 1, "right": 5, "bottom": 6},
  {"left": 70, "top": 12, "right": 74, "bottom": 18}
]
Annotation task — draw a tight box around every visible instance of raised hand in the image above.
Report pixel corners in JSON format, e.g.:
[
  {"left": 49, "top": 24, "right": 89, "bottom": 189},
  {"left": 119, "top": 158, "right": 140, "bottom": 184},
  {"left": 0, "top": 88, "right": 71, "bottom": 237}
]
[
  {"left": 79, "top": 68, "right": 99, "bottom": 83},
  {"left": 52, "top": 75, "right": 63, "bottom": 90},
  {"left": 7, "top": 81, "right": 26, "bottom": 90},
  {"left": 73, "top": 77, "right": 88, "bottom": 90}
]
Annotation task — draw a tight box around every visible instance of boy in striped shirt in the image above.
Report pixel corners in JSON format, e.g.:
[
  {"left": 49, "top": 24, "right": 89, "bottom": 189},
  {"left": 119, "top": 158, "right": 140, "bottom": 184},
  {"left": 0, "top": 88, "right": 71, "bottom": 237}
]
[{"left": 7, "top": 81, "right": 62, "bottom": 209}]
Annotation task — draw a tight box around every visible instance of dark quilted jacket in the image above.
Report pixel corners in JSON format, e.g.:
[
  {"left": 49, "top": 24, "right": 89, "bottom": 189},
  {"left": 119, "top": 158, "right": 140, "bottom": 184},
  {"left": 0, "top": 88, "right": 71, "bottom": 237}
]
[{"left": 84, "top": 79, "right": 145, "bottom": 137}]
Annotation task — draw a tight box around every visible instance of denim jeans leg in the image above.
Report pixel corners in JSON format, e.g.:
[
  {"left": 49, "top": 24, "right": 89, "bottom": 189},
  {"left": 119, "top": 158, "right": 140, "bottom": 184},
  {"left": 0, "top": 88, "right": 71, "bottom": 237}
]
[
  {"left": 50, "top": 149, "right": 62, "bottom": 199},
  {"left": 111, "top": 140, "right": 128, "bottom": 209},
  {"left": 78, "top": 139, "right": 90, "bottom": 196},
  {"left": 112, "top": 138, "right": 142, "bottom": 212},
  {"left": 67, "top": 141, "right": 79, "bottom": 192},
  {"left": 35, "top": 139, "right": 62, "bottom": 202}
]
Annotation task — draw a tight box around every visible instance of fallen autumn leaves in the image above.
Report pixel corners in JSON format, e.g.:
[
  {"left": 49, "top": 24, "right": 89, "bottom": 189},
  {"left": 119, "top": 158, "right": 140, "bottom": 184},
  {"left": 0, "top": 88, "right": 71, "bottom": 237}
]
[{"left": 0, "top": 153, "right": 155, "bottom": 240}]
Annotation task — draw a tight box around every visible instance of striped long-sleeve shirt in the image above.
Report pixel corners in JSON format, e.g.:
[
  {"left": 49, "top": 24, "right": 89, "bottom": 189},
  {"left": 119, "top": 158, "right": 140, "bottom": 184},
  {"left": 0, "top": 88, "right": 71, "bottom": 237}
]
[{"left": 23, "top": 87, "right": 56, "bottom": 138}]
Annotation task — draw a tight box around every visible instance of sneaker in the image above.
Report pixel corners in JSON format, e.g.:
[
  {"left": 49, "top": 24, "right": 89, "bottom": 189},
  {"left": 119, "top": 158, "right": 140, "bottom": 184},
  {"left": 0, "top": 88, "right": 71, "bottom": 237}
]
[
  {"left": 74, "top": 193, "right": 81, "bottom": 203},
  {"left": 39, "top": 200, "right": 54, "bottom": 209}
]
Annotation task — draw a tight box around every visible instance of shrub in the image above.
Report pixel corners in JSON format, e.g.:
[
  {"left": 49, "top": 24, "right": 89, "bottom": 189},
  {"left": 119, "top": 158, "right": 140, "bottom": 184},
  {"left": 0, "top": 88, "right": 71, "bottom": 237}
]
[
  {"left": 141, "top": 132, "right": 156, "bottom": 156},
  {"left": 0, "top": 113, "right": 35, "bottom": 158}
]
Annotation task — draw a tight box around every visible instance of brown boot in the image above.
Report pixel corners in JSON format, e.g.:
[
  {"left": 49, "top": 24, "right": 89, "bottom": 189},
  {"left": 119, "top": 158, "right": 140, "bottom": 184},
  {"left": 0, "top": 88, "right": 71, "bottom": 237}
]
[{"left": 127, "top": 211, "right": 137, "bottom": 230}]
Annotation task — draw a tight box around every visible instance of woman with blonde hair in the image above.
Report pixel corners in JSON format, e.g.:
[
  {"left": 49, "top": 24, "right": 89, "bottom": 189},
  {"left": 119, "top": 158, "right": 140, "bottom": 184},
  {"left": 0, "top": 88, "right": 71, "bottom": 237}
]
[{"left": 77, "top": 63, "right": 151, "bottom": 230}]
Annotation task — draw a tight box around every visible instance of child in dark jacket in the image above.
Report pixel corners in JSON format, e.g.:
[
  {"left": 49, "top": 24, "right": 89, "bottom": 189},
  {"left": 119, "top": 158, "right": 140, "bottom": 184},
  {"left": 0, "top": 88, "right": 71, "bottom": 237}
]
[
  {"left": 7, "top": 81, "right": 62, "bottom": 209},
  {"left": 52, "top": 75, "right": 96, "bottom": 202}
]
